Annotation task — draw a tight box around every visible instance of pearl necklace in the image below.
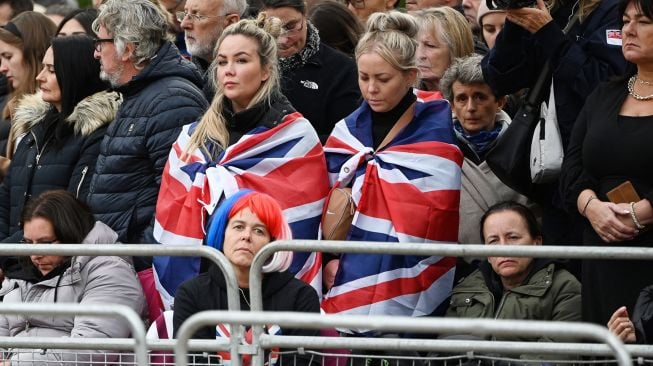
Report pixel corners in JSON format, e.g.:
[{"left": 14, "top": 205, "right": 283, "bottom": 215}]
[{"left": 628, "top": 75, "right": 653, "bottom": 101}]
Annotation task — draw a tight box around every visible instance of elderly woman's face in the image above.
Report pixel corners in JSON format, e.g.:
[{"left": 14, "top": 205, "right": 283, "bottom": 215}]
[
  {"left": 24, "top": 217, "right": 65, "bottom": 276},
  {"left": 451, "top": 81, "right": 504, "bottom": 135},
  {"left": 263, "top": 6, "right": 307, "bottom": 59},
  {"left": 416, "top": 28, "right": 450, "bottom": 90},
  {"left": 483, "top": 210, "right": 542, "bottom": 289},
  {"left": 223, "top": 208, "right": 272, "bottom": 271}
]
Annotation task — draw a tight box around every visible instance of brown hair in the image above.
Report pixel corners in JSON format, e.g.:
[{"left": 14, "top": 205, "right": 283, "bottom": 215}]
[{"left": 0, "top": 11, "right": 56, "bottom": 119}]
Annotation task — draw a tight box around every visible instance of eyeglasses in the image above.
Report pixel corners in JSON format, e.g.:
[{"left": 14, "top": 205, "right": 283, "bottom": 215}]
[
  {"left": 20, "top": 238, "right": 59, "bottom": 244},
  {"left": 93, "top": 37, "right": 114, "bottom": 52},
  {"left": 175, "top": 11, "right": 226, "bottom": 23},
  {"left": 347, "top": 0, "right": 365, "bottom": 9},
  {"left": 280, "top": 17, "right": 305, "bottom": 37}
]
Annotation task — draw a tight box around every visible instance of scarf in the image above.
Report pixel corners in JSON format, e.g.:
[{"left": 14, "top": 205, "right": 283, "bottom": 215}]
[
  {"left": 278, "top": 21, "right": 320, "bottom": 73},
  {"left": 453, "top": 120, "right": 503, "bottom": 155}
]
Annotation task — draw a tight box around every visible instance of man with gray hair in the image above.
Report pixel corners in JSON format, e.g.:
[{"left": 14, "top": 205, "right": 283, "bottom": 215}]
[
  {"left": 90, "top": 0, "right": 208, "bottom": 266},
  {"left": 179, "top": 0, "right": 246, "bottom": 98}
]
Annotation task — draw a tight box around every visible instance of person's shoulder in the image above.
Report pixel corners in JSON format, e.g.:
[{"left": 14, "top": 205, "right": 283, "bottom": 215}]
[
  {"left": 177, "top": 271, "right": 213, "bottom": 296},
  {"left": 550, "top": 264, "right": 581, "bottom": 290}
]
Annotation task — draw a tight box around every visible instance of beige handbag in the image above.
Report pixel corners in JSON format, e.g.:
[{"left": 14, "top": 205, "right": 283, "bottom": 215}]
[{"left": 321, "top": 187, "right": 355, "bottom": 240}]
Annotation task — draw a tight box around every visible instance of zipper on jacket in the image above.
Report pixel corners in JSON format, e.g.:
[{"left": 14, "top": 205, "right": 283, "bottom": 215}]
[
  {"left": 494, "top": 292, "right": 508, "bottom": 319},
  {"left": 492, "top": 292, "right": 509, "bottom": 341},
  {"left": 76, "top": 166, "right": 89, "bottom": 198},
  {"left": 31, "top": 130, "right": 52, "bottom": 164}
]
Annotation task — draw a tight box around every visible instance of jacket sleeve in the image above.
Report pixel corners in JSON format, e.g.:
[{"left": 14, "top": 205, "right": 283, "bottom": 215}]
[
  {"left": 72, "top": 257, "right": 146, "bottom": 339},
  {"left": 11, "top": 258, "right": 146, "bottom": 366},
  {"left": 0, "top": 168, "right": 12, "bottom": 241},
  {"left": 284, "top": 284, "right": 321, "bottom": 366},
  {"left": 542, "top": 270, "right": 582, "bottom": 342},
  {"left": 138, "top": 90, "right": 208, "bottom": 244},
  {"left": 66, "top": 128, "right": 105, "bottom": 202},
  {"left": 559, "top": 90, "right": 597, "bottom": 214},
  {"left": 482, "top": 3, "right": 626, "bottom": 98},
  {"left": 173, "top": 279, "right": 215, "bottom": 339},
  {"left": 323, "top": 63, "right": 360, "bottom": 143}
]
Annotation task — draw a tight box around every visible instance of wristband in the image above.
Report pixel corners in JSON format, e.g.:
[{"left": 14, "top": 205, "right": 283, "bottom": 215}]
[{"left": 582, "top": 196, "right": 597, "bottom": 217}]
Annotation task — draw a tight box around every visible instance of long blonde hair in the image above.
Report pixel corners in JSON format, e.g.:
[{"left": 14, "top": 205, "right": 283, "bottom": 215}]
[{"left": 184, "top": 13, "right": 282, "bottom": 160}]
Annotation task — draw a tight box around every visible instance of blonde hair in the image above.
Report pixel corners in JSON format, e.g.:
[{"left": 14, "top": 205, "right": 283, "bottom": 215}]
[
  {"left": 547, "top": 0, "right": 601, "bottom": 22},
  {"left": 184, "top": 13, "right": 282, "bottom": 159},
  {"left": 415, "top": 7, "right": 474, "bottom": 65},
  {"left": 355, "top": 11, "right": 419, "bottom": 73}
]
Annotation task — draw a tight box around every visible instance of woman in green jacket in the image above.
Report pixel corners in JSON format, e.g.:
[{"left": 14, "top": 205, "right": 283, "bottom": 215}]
[{"left": 446, "top": 201, "right": 581, "bottom": 356}]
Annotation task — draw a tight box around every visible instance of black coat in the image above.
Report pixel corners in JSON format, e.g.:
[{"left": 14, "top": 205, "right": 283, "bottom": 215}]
[
  {"left": 481, "top": 0, "right": 629, "bottom": 148},
  {"left": 173, "top": 265, "right": 321, "bottom": 366},
  {"left": 0, "top": 91, "right": 120, "bottom": 243},
  {"left": 87, "top": 42, "right": 208, "bottom": 245},
  {"left": 281, "top": 43, "right": 360, "bottom": 143}
]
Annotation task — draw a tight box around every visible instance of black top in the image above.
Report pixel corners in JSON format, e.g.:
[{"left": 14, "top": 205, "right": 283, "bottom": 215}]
[
  {"left": 560, "top": 77, "right": 653, "bottom": 325},
  {"left": 173, "top": 265, "right": 321, "bottom": 366},
  {"left": 280, "top": 43, "right": 360, "bottom": 143},
  {"left": 371, "top": 89, "right": 416, "bottom": 150}
]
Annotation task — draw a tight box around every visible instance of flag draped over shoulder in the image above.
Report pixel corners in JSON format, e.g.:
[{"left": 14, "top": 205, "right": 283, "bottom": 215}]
[
  {"left": 153, "top": 112, "right": 329, "bottom": 307},
  {"left": 321, "top": 92, "right": 463, "bottom": 327}
]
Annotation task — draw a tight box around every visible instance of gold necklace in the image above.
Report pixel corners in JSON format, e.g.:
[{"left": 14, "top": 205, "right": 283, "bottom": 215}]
[{"left": 628, "top": 75, "right": 653, "bottom": 101}]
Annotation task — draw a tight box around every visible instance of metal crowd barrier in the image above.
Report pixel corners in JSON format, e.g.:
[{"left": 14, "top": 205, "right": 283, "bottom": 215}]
[
  {"left": 0, "top": 244, "right": 243, "bottom": 366},
  {"left": 175, "top": 310, "right": 633, "bottom": 366},
  {"left": 246, "top": 241, "right": 653, "bottom": 365},
  {"left": 0, "top": 303, "right": 147, "bottom": 365}
]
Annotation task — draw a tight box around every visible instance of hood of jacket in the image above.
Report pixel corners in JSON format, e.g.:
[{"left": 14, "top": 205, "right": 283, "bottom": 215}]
[
  {"left": 116, "top": 41, "right": 204, "bottom": 97},
  {"left": 476, "top": 258, "right": 556, "bottom": 299},
  {"left": 11, "top": 90, "right": 121, "bottom": 139}
]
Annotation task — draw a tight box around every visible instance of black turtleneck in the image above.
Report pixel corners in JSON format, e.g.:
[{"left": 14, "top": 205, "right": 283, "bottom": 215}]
[{"left": 371, "top": 89, "right": 416, "bottom": 149}]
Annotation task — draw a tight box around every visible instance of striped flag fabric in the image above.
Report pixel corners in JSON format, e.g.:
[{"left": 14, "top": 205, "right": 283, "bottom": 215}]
[
  {"left": 321, "top": 91, "right": 463, "bottom": 331},
  {"left": 152, "top": 112, "right": 330, "bottom": 307}
]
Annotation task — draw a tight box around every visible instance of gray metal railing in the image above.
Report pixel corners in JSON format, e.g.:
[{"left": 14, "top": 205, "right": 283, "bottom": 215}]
[
  {"left": 175, "top": 311, "right": 633, "bottom": 366},
  {"left": 0, "top": 303, "right": 147, "bottom": 365},
  {"left": 247, "top": 241, "right": 653, "bottom": 365},
  {"left": 0, "top": 244, "right": 242, "bottom": 366}
]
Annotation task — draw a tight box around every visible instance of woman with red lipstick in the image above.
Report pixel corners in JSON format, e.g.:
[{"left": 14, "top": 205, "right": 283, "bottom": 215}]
[
  {"left": 173, "top": 190, "right": 320, "bottom": 365},
  {"left": 560, "top": 0, "right": 653, "bottom": 327},
  {"left": 0, "top": 35, "right": 119, "bottom": 251},
  {"left": 446, "top": 201, "right": 581, "bottom": 347}
]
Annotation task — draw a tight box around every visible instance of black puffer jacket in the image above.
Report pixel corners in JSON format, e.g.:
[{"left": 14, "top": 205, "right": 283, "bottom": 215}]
[
  {"left": 87, "top": 42, "right": 208, "bottom": 245},
  {"left": 0, "top": 90, "right": 120, "bottom": 242}
]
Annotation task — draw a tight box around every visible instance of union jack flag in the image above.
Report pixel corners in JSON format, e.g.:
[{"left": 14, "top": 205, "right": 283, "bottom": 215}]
[
  {"left": 321, "top": 91, "right": 462, "bottom": 330},
  {"left": 216, "top": 323, "right": 281, "bottom": 366},
  {"left": 152, "top": 112, "right": 330, "bottom": 308}
]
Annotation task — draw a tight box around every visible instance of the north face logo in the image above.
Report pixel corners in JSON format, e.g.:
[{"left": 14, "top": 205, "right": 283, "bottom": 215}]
[{"left": 300, "top": 80, "right": 318, "bottom": 89}]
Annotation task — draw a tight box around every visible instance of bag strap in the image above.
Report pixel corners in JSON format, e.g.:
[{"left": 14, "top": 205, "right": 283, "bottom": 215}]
[{"left": 525, "top": 11, "right": 581, "bottom": 107}]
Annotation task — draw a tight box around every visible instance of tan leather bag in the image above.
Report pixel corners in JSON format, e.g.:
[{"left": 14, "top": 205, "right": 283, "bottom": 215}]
[{"left": 321, "top": 187, "right": 355, "bottom": 240}]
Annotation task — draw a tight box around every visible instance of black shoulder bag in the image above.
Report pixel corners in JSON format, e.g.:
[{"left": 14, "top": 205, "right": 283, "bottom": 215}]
[{"left": 485, "top": 13, "right": 579, "bottom": 200}]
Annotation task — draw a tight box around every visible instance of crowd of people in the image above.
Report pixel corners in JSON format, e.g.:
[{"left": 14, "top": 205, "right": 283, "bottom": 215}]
[{"left": 0, "top": 0, "right": 648, "bottom": 362}]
